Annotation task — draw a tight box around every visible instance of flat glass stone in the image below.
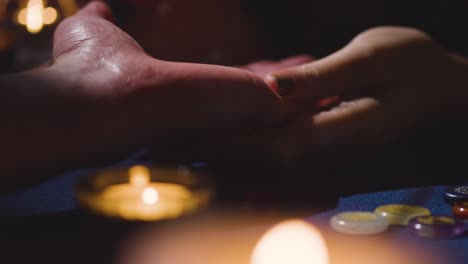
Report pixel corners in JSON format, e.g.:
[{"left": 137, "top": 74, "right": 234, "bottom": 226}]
[
  {"left": 452, "top": 201, "right": 468, "bottom": 219},
  {"left": 330, "top": 211, "right": 388, "bottom": 235},
  {"left": 374, "top": 204, "right": 430, "bottom": 225},
  {"left": 409, "top": 216, "right": 465, "bottom": 239},
  {"left": 443, "top": 185, "right": 468, "bottom": 205}
]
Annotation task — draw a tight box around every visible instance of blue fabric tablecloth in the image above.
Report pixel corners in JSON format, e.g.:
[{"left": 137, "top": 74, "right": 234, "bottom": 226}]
[{"left": 307, "top": 185, "right": 468, "bottom": 263}]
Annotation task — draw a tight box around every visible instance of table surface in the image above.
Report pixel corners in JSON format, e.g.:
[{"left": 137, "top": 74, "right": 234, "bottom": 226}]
[
  {"left": 1, "top": 128, "right": 468, "bottom": 264},
  {"left": 0, "top": 164, "right": 466, "bottom": 264}
]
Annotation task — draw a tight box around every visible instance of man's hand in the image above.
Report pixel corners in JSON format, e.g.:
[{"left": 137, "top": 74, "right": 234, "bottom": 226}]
[{"left": 0, "top": 1, "right": 282, "bottom": 189}]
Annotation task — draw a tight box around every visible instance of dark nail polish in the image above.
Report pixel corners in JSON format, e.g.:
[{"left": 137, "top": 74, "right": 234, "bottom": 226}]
[{"left": 275, "top": 77, "right": 295, "bottom": 96}]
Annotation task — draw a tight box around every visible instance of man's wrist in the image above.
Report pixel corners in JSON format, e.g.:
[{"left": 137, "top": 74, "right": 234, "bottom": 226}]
[{"left": 0, "top": 67, "right": 119, "bottom": 190}]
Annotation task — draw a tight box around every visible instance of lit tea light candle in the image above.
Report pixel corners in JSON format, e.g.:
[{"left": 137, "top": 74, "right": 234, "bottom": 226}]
[{"left": 76, "top": 165, "right": 213, "bottom": 221}]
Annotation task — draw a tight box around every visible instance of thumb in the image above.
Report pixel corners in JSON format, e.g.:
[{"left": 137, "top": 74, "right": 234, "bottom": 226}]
[
  {"left": 265, "top": 35, "right": 395, "bottom": 101},
  {"left": 52, "top": 4, "right": 142, "bottom": 61}
]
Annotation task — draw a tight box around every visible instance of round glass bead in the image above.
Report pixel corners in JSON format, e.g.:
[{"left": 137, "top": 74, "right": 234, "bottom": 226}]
[
  {"left": 443, "top": 185, "right": 468, "bottom": 205},
  {"left": 409, "top": 215, "right": 465, "bottom": 239},
  {"left": 330, "top": 211, "right": 389, "bottom": 235},
  {"left": 452, "top": 201, "right": 468, "bottom": 219},
  {"left": 374, "top": 204, "right": 430, "bottom": 225}
]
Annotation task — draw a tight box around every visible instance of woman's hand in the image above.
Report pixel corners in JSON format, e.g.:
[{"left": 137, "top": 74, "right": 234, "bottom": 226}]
[{"left": 259, "top": 27, "right": 468, "bottom": 164}]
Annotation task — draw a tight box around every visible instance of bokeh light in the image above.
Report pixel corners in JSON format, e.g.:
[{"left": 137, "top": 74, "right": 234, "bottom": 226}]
[{"left": 251, "top": 220, "right": 329, "bottom": 264}]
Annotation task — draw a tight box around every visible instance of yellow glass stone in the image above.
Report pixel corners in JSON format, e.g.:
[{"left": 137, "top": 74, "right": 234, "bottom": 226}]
[{"left": 374, "top": 204, "right": 431, "bottom": 226}]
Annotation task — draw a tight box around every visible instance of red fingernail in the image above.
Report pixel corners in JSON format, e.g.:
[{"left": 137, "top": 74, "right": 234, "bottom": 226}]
[{"left": 266, "top": 75, "right": 295, "bottom": 97}]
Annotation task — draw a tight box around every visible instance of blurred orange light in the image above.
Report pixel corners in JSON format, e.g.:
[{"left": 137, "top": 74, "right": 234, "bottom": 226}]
[
  {"left": 25, "top": 0, "right": 44, "bottom": 33},
  {"left": 43, "top": 7, "right": 57, "bottom": 25},
  {"left": 17, "top": 0, "right": 58, "bottom": 33},
  {"left": 0, "top": 0, "right": 8, "bottom": 21},
  {"left": 17, "top": 8, "right": 26, "bottom": 25},
  {"left": 251, "top": 220, "right": 329, "bottom": 264},
  {"left": 58, "top": 0, "right": 78, "bottom": 17}
]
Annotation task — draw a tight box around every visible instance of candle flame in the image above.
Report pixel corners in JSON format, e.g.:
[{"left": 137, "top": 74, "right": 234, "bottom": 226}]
[
  {"left": 142, "top": 187, "right": 159, "bottom": 205},
  {"left": 251, "top": 220, "right": 329, "bottom": 264},
  {"left": 129, "top": 165, "right": 150, "bottom": 187}
]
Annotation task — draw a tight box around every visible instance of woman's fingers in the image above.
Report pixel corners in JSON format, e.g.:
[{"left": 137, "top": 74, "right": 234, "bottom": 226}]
[
  {"left": 250, "top": 97, "right": 383, "bottom": 166},
  {"left": 265, "top": 32, "right": 397, "bottom": 102},
  {"left": 274, "top": 97, "right": 385, "bottom": 166},
  {"left": 312, "top": 97, "right": 383, "bottom": 146},
  {"left": 159, "top": 97, "right": 384, "bottom": 167}
]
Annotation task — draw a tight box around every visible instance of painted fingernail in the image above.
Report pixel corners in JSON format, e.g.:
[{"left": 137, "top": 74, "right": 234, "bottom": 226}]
[{"left": 274, "top": 76, "right": 295, "bottom": 96}]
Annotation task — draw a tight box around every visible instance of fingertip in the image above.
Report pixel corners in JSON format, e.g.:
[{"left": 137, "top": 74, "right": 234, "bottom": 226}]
[{"left": 267, "top": 63, "right": 323, "bottom": 102}]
